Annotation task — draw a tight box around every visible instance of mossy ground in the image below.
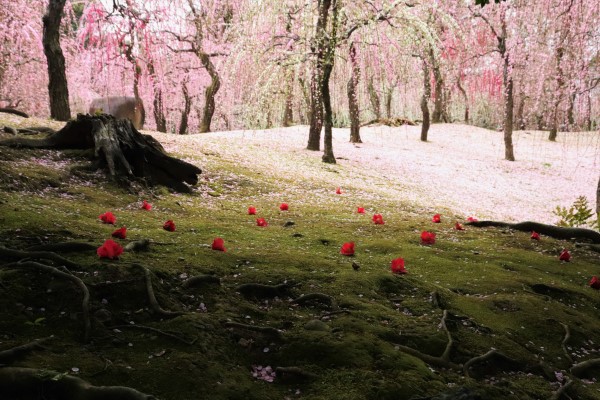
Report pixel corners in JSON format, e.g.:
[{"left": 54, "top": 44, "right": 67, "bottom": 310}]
[{"left": 0, "top": 122, "right": 599, "bottom": 400}]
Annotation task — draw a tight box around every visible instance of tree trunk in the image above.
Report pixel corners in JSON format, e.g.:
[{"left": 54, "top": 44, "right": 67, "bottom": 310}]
[
  {"left": 347, "top": 42, "right": 361, "bottom": 144},
  {"left": 597, "top": 175, "right": 600, "bottom": 217},
  {"left": 516, "top": 95, "right": 526, "bottom": 130},
  {"left": 456, "top": 75, "right": 469, "bottom": 124},
  {"left": 282, "top": 70, "right": 294, "bottom": 127},
  {"left": 385, "top": 86, "right": 393, "bottom": 119},
  {"left": 585, "top": 91, "right": 592, "bottom": 131},
  {"left": 178, "top": 81, "right": 191, "bottom": 135},
  {"left": 307, "top": 0, "right": 332, "bottom": 151},
  {"left": 42, "top": 0, "right": 71, "bottom": 121},
  {"left": 0, "top": 114, "right": 201, "bottom": 193},
  {"left": 566, "top": 91, "right": 575, "bottom": 130},
  {"left": 430, "top": 48, "right": 444, "bottom": 124},
  {"left": 321, "top": 0, "right": 337, "bottom": 164},
  {"left": 500, "top": 15, "right": 515, "bottom": 161},
  {"left": 198, "top": 53, "right": 221, "bottom": 133},
  {"left": 367, "top": 77, "right": 381, "bottom": 120},
  {"left": 420, "top": 59, "right": 431, "bottom": 142},
  {"left": 147, "top": 60, "right": 167, "bottom": 133}
]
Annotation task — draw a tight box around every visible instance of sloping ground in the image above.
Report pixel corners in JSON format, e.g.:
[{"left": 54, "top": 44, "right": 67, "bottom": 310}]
[{"left": 0, "top": 118, "right": 599, "bottom": 400}]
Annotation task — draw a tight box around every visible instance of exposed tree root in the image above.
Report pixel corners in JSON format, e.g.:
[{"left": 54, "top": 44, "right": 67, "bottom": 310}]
[
  {"left": 570, "top": 358, "right": 600, "bottom": 378},
  {"left": 223, "top": 321, "right": 283, "bottom": 338},
  {"left": 88, "top": 277, "right": 144, "bottom": 288},
  {"left": 0, "top": 367, "right": 155, "bottom": 399},
  {"left": 291, "top": 293, "right": 334, "bottom": 308},
  {"left": 575, "top": 242, "right": 600, "bottom": 253},
  {"left": 550, "top": 378, "right": 574, "bottom": 400},
  {"left": 133, "top": 263, "right": 185, "bottom": 318},
  {"left": 124, "top": 239, "right": 151, "bottom": 252},
  {"left": 440, "top": 310, "right": 453, "bottom": 362},
  {"left": 361, "top": 117, "right": 416, "bottom": 127},
  {"left": 0, "top": 246, "right": 79, "bottom": 268},
  {"left": 560, "top": 323, "right": 573, "bottom": 363},
  {"left": 0, "top": 108, "right": 29, "bottom": 118},
  {"left": 182, "top": 274, "right": 221, "bottom": 288},
  {"left": 236, "top": 282, "right": 293, "bottom": 299},
  {"left": 3, "top": 261, "right": 91, "bottom": 343},
  {"left": 320, "top": 309, "right": 351, "bottom": 319},
  {"left": 26, "top": 242, "right": 97, "bottom": 252},
  {"left": 108, "top": 324, "right": 196, "bottom": 345},
  {"left": 466, "top": 220, "right": 600, "bottom": 243},
  {"left": 0, "top": 337, "right": 52, "bottom": 364}
]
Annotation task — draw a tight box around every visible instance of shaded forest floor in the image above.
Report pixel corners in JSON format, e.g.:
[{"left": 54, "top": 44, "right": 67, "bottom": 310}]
[{"left": 0, "top": 117, "right": 599, "bottom": 399}]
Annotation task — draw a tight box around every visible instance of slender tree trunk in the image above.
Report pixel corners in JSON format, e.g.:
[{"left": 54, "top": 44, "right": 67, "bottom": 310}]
[
  {"left": 178, "top": 81, "right": 191, "bottom": 135},
  {"left": 321, "top": 0, "right": 338, "bottom": 164},
  {"left": 500, "top": 14, "right": 515, "bottom": 161},
  {"left": 566, "top": 91, "right": 575, "bottom": 130},
  {"left": 367, "top": 77, "right": 381, "bottom": 120},
  {"left": 421, "top": 59, "right": 431, "bottom": 142},
  {"left": 198, "top": 53, "right": 221, "bottom": 133},
  {"left": 430, "top": 48, "right": 444, "bottom": 124},
  {"left": 147, "top": 61, "right": 167, "bottom": 133},
  {"left": 347, "top": 42, "right": 361, "bottom": 144},
  {"left": 298, "top": 76, "right": 311, "bottom": 125},
  {"left": 596, "top": 175, "right": 600, "bottom": 217},
  {"left": 42, "top": 0, "right": 71, "bottom": 121},
  {"left": 385, "top": 86, "right": 393, "bottom": 119},
  {"left": 585, "top": 91, "right": 592, "bottom": 131},
  {"left": 456, "top": 75, "right": 469, "bottom": 124},
  {"left": 516, "top": 95, "right": 526, "bottom": 130},
  {"left": 282, "top": 70, "right": 294, "bottom": 127}
]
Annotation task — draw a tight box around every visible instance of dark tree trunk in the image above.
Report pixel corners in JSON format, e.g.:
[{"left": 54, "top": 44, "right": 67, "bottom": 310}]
[
  {"left": 597, "top": 175, "right": 600, "bottom": 217},
  {"left": 585, "top": 91, "right": 592, "bottom": 131},
  {"left": 321, "top": 0, "right": 338, "bottom": 164},
  {"left": 0, "top": 114, "right": 201, "bottom": 193},
  {"left": 368, "top": 77, "right": 381, "bottom": 120},
  {"left": 178, "top": 82, "right": 191, "bottom": 135},
  {"left": 347, "top": 43, "right": 361, "bottom": 144},
  {"left": 42, "top": 0, "right": 71, "bottom": 121},
  {"left": 147, "top": 60, "right": 167, "bottom": 133},
  {"left": 420, "top": 59, "right": 431, "bottom": 142},
  {"left": 198, "top": 53, "right": 221, "bottom": 133},
  {"left": 385, "top": 86, "right": 394, "bottom": 119},
  {"left": 282, "top": 70, "right": 294, "bottom": 127},
  {"left": 456, "top": 75, "right": 469, "bottom": 124},
  {"left": 430, "top": 48, "right": 444, "bottom": 124},
  {"left": 566, "top": 92, "right": 575, "bottom": 130},
  {"left": 307, "top": 0, "right": 332, "bottom": 151},
  {"left": 516, "top": 95, "right": 526, "bottom": 130},
  {"left": 500, "top": 15, "right": 515, "bottom": 161}
]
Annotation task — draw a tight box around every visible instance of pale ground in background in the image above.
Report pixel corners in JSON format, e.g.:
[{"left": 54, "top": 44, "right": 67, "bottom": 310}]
[
  {"left": 2, "top": 113, "right": 598, "bottom": 224},
  {"left": 152, "top": 123, "right": 600, "bottom": 224}
]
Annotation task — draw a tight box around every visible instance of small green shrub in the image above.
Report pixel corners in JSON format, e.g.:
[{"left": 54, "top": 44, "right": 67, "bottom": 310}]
[{"left": 553, "top": 196, "right": 598, "bottom": 229}]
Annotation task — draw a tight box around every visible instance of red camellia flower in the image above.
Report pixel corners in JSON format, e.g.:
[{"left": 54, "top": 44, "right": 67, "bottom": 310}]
[
  {"left": 336, "top": 187, "right": 342, "bottom": 194},
  {"left": 248, "top": 206, "right": 257, "bottom": 215},
  {"left": 256, "top": 218, "right": 268, "bottom": 227},
  {"left": 141, "top": 200, "right": 152, "bottom": 211},
  {"left": 372, "top": 214, "right": 385, "bottom": 225},
  {"left": 99, "top": 211, "right": 116, "bottom": 225},
  {"left": 111, "top": 226, "right": 127, "bottom": 239},
  {"left": 454, "top": 222, "right": 464, "bottom": 231},
  {"left": 421, "top": 231, "right": 436, "bottom": 245},
  {"left": 97, "top": 239, "right": 123, "bottom": 260},
  {"left": 531, "top": 231, "right": 540, "bottom": 240},
  {"left": 340, "top": 242, "right": 355, "bottom": 256},
  {"left": 467, "top": 216, "right": 478, "bottom": 222},
  {"left": 163, "top": 220, "right": 176, "bottom": 232},
  {"left": 559, "top": 249, "right": 571, "bottom": 262},
  {"left": 212, "top": 237, "right": 226, "bottom": 252},
  {"left": 432, "top": 214, "right": 441, "bottom": 223},
  {"left": 280, "top": 203, "right": 289, "bottom": 211},
  {"left": 589, "top": 276, "right": 600, "bottom": 290},
  {"left": 357, "top": 207, "right": 365, "bottom": 214},
  {"left": 391, "top": 258, "right": 407, "bottom": 274}
]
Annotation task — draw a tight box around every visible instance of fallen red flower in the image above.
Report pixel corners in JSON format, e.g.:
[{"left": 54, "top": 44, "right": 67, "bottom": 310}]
[
  {"left": 280, "top": 203, "right": 289, "bottom": 211},
  {"left": 559, "top": 249, "right": 571, "bottom": 262},
  {"left": 467, "top": 216, "right": 478, "bottom": 222},
  {"left": 97, "top": 239, "right": 123, "bottom": 259},
  {"left": 372, "top": 214, "right": 385, "bottom": 225},
  {"left": 590, "top": 276, "right": 600, "bottom": 290},
  {"left": 111, "top": 226, "right": 127, "bottom": 239},
  {"left": 163, "top": 220, "right": 176, "bottom": 232},
  {"left": 212, "top": 237, "right": 226, "bottom": 252},
  {"left": 357, "top": 207, "right": 365, "bottom": 214},
  {"left": 141, "top": 200, "right": 152, "bottom": 211},
  {"left": 454, "top": 222, "right": 464, "bottom": 231},
  {"left": 99, "top": 211, "right": 116, "bottom": 225},
  {"left": 340, "top": 242, "right": 355, "bottom": 256},
  {"left": 336, "top": 187, "right": 342, "bottom": 194},
  {"left": 391, "top": 258, "right": 407, "bottom": 274},
  {"left": 248, "top": 206, "right": 257, "bottom": 215},
  {"left": 531, "top": 231, "right": 540, "bottom": 240},
  {"left": 432, "top": 214, "right": 441, "bottom": 223},
  {"left": 421, "top": 231, "right": 436, "bottom": 245},
  {"left": 256, "top": 218, "right": 268, "bottom": 227}
]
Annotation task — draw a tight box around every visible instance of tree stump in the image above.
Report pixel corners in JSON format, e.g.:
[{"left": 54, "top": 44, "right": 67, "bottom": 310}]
[{"left": 0, "top": 113, "right": 201, "bottom": 192}]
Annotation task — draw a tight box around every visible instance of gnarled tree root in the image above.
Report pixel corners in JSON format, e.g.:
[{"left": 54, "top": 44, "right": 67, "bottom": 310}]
[
  {"left": 0, "top": 367, "right": 155, "bottom": 400},
  {"left": 570, "top": 358, "right": 600, "bottom": 378},
  {"left": 223, "top": 322, "right": 282, "bottom": 338},
  {"left": 291, "top": 293, "right": 334, "bottom": 308},
  {"left": 236, "top": 282, "right": 293, "bottom": 299},
  {"left": 466, "top": 220, "right": 600, "bottom": 244},
  {"left": 26, "top": 242, "right": 97, "bottom": 253},
  {"left": 0, "top": 337, "right": 53, "bottom": 364},
  {"left": 3, "top": 261, "right": 91, "bottom": 343},
  {"left": 550, "top": 378, "right": 574, "bottom": 400},
  {"left": 133, "top": 263, "right": 185, "bottom": 318},
  {"left": 108, "top": 324, "right": 196, "bottom": 345},
  {"left": 0, "top": 246, "right": 79, "bottom": 268},
  {"left": 182, "top": 274, "right": 221, "bottom": 288}
]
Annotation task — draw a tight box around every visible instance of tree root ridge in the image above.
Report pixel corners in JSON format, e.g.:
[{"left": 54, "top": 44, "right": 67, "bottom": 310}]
[
  {"left": 133, "top": 264, "right": 185, "bottom": 318},
  {"left": 236, "top": 282, "right": 293, "bottom": 299},
  {"left": 3, "top": 261, "right": 91, "bottom": 343},
  {"left": 108, "top": 324, "right": 196, "bottom": 345},
  {"left": 291, "top": 293, "right": 334, "bottom": 308},
  {"left": 0, "top": 337, "right": 53, "bottom": 364},
  {"left": 223, "top": 321, "right": 282, "bottom": 338},
  {"left": 0, "top": 246, "right": 79, "bottom": 268},
  {"left": 26, "top": 242, "right": 97, "bottom": 253},
  {"left": 466, "top": 220, "right": 600, "bottom": 243},
  {"left": 0, "top": 367, "right": 155, "bottom": 400}
]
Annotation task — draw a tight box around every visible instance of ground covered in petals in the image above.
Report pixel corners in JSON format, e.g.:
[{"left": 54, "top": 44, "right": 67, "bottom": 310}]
[{"left": 0, "top": 118, "right": 599, "bottom": 400}]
